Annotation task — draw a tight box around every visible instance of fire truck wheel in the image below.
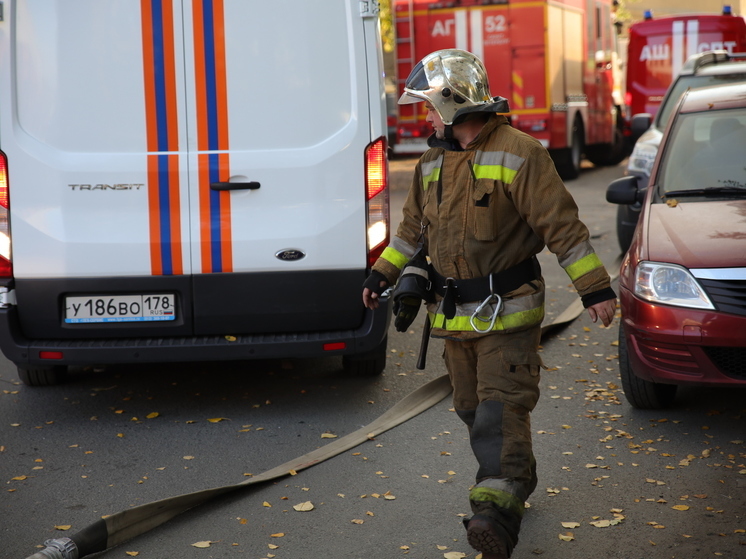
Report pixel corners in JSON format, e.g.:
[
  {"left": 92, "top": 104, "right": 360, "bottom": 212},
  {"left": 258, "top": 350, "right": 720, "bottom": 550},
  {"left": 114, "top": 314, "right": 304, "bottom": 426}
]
[
  {"left": 551, "top": 119, "right": 583, "bottom": 181},
  {"left": 585, "top": 125, "right": 626, "bottom": 167}
]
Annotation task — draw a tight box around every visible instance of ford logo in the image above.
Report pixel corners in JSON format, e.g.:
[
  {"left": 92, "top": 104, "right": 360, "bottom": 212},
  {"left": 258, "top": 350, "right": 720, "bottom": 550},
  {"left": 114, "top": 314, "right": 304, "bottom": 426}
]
[{"left": 275, "top": 249, "right": 306, "bottom": 262}]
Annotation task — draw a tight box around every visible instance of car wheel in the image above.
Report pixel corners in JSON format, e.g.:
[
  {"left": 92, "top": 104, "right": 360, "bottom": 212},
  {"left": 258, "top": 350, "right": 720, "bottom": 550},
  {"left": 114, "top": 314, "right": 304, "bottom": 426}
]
[
  {"left": 618, "top": 326, "right": 677, "bottom": 409},
  {"left": 17, "top": 365, "right": 68, "bottom": 387},
  {"left": 616, "top": 204, "right": 636, "bottom": 254},
  {"left": 343, "top": 335, "right": 387, "bottom": 377}
]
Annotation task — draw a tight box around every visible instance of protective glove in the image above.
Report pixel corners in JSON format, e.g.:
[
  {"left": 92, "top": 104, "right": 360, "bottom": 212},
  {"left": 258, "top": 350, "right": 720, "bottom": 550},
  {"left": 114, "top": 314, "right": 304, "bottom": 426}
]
[
  {"left": 362, "top": 270, "right": 389, "bottom": 295},
  {"left": 393, "top": 295, "right": 421, "bottom": 332}
]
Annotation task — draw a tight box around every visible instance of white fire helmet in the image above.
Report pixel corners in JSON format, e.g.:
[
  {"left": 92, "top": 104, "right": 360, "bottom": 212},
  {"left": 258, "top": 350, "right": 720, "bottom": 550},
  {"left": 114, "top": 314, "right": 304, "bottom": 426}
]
[{"left": 398, "top": 49, "right": 494, "bottom": 125}]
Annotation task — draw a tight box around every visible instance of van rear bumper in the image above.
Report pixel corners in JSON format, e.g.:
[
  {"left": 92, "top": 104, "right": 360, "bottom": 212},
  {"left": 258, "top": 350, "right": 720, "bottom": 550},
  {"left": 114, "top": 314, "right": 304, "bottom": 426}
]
[{"left": 0, "top": 295, "right": 390, "bottom": 367}]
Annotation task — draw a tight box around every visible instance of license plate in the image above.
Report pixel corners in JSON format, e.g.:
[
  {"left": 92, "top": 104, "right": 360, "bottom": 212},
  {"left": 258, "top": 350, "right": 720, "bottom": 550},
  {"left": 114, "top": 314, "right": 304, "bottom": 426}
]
[{"left": 65, "top": 294, "right": 176, "bottom": 323}]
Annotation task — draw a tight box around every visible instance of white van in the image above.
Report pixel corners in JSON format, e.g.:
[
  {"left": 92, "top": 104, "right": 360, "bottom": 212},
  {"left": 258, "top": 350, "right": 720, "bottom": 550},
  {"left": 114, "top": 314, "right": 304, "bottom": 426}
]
[{"left": 0, "top": 0, "right": 391, "bottom": 385}]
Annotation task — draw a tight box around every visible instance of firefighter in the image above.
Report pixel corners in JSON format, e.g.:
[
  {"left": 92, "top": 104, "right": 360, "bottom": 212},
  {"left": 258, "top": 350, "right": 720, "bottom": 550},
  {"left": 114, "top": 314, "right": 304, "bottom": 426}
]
[{"left": 362, "top": 49, "right": 616, "bottom": 558}]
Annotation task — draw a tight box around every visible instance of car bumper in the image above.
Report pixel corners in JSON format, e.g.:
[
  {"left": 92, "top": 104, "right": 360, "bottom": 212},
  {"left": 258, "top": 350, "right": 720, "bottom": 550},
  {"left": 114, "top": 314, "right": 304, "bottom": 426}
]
[
  {"left": 0, "top": 295, "right": 391, "bottom": 368},
  {"left": 620, "top": 288, "right": 746, "bottom": 386}
]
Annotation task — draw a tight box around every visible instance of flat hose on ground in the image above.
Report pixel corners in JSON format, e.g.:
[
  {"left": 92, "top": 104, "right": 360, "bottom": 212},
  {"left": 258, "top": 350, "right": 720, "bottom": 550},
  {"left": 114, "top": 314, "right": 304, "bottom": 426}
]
[{"left": 24, "top": 259, "right": 619, "bottom": 558}]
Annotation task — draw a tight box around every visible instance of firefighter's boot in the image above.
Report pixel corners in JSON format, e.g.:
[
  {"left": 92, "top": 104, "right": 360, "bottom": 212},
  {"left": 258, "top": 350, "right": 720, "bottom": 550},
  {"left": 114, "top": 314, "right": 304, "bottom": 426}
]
[{"left": 459, "top": 399, "right": 537, "bottom": 558}]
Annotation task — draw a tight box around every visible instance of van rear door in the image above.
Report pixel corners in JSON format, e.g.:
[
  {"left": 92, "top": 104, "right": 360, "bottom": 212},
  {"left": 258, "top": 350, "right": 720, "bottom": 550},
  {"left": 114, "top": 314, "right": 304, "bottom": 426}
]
[{"left": 181, "top": 0, "right": 376, "bottom": 335}]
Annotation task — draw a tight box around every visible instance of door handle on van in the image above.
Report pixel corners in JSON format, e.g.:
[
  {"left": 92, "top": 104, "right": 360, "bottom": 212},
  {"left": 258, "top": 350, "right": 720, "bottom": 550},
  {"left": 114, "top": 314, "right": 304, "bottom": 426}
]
[{"left": 210, "top": 181, "right": 261, "bottom": 191}]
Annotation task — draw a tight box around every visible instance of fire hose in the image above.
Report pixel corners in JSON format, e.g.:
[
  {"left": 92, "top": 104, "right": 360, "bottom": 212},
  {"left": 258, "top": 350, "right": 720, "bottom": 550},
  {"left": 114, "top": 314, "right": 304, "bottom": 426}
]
[{"left": 24, "top": 268, "right": 615, "bottom": 559}]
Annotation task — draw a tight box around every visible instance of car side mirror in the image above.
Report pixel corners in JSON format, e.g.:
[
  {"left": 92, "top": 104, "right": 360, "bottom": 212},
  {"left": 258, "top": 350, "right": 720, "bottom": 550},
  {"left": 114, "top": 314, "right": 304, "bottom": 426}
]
[
  {"left": 630, "top": 113, "right": 652, "bottom": 143},
  {"left": 606, "top": 176, "right": 642, "bottom": 205}
]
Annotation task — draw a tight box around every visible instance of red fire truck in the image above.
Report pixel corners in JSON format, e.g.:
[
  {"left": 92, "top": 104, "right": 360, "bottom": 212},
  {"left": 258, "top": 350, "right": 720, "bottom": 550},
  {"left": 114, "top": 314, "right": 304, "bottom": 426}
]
[
  {"left": 392, "top": 0, "right": 626, "bottom": 179},
  {"left": 626, "top": 6, "right": 746, "bottom": 119}
]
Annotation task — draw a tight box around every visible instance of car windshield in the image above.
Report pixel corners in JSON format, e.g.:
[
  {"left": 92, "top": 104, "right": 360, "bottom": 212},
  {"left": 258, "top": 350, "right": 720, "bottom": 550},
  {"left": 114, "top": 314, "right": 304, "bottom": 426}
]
[
  {"left": 658, "top": 107, "right": 746, "bottom": 196},
  {"left": 655, "top": 74, "right": 746, "bottom": 130}
]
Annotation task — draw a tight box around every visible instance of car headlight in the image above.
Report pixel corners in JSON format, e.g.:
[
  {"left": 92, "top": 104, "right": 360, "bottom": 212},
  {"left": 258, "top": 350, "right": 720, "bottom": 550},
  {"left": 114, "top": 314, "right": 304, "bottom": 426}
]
[
  {"left": 627, "top": 142, "right": 658, "bottom": 176},
  {"left": 634, "top": 262, "right": 715, "bottom": 310}
]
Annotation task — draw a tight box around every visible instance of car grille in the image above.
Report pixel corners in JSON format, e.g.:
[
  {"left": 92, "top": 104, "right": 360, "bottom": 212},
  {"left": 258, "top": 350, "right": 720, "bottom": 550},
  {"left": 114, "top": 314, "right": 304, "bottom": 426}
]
[
  {"left": 698, "top": 278, "right": 746, "bottom": 317},
  {"left": 703, "top": 347, "right": 746, "bottom": 380}
]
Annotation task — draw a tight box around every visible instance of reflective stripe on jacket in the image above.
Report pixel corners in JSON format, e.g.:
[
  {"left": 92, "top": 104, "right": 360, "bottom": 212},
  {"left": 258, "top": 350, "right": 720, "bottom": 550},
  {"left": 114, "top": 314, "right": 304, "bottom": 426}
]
[{"left": 373, "top": 114, "right": 611, "bottom": 338}]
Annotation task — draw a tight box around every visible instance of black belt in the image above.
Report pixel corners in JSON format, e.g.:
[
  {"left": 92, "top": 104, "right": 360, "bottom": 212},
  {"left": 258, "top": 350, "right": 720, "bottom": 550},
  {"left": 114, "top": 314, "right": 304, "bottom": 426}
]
[{"left": 431, "top": 256, "right": 541, "bottom": 319}]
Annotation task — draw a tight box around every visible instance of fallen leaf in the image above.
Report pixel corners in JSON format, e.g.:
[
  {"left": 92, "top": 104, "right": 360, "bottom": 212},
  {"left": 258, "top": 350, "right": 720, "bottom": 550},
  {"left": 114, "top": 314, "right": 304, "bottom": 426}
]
[
  {"left": 125, "top": 553, "right": 139, "bottom": 557},
  {"left": 444, "top": 552, "right": 466, "bottom": 559},
  {"left": 11, "top": 475, "right": 28, "bottom": 481},
  {"left": 293, "top": 501, "right": 314, "bottom": 512},
  {"left": 207, "top": 418, "right": 227, "bottom": 423},
  {"left": 558, "top": 532, "right": 575, "bottom": 541},
  {"left": 54, "top": 525, "right": 72, "bottom": 531},
  {"left": 225, "top": 335, "right": 237, "bottom": 341},
  {"left": 321, "top": 433, "right": 338, "bottom": 439},
  {"left": 672, "top": 505, "right": 690, "bottom": 511},
  {"left": 351, "top": 519, "right": 364, "bottom": 525},
  {"left": 561, "top": 522, "right": 580, "bottom": 529},
  {"left": 146, "top": 412, "right": 159, "bottom": 419},
  {"left": 270, "top": 533, "right": 285, "bottom": 538},
  {"left": 268, "top": 543, "right": 279, "bottom": 549},
  {"left": 590, "top": 519, "right": 611, "bottom": 528},
  {"left": 192, "top": 541, "right": 212, "bottom": 548},
  {"left": 263, "top": 501, "right": 272, "bottom": 507}
]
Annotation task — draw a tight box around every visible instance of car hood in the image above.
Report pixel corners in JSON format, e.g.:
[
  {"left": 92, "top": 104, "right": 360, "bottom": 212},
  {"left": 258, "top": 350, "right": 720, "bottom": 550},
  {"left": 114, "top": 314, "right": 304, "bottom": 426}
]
[{"left": 646, "top": 199, "right": 746, "bottom": 268}]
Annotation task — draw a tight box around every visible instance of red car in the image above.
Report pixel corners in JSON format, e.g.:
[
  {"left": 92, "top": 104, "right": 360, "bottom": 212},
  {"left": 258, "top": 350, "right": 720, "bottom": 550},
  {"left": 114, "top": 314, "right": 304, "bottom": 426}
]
[{"left": 606, "top": 82, "right": 746, "bottom": 409}]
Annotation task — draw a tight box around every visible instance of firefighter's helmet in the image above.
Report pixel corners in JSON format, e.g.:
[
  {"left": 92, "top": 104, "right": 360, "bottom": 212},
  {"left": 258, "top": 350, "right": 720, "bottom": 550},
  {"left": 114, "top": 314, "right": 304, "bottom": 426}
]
[{"left": 398, "top": 49, "right": 494, "bottom": 125}]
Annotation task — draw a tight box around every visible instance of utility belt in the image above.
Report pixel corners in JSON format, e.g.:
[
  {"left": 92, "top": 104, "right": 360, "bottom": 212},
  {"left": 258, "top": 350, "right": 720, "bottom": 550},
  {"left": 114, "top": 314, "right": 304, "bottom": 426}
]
[{"left": 430, "top": 256, "right": 541, "bottom": 324}]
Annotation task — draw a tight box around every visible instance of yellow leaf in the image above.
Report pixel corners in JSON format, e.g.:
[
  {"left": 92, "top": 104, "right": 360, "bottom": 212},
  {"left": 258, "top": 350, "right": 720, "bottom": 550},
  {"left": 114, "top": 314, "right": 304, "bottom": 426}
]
[
  {"left": 437, "top": 545, "right": 448, "bottom": 551},
  {"left": 444, "top": 553, "right": 466, "bottom": 559},
  {"left": 11, "top": 475, "right": 27, "bottom": 481},
  {"left": 125, "top": 553, "right": 139, "bottom": 557},
  {"left": 321, "top": 433, "right": 338, "bottom": 439},
  {"left": 117, "top": 433, "right": 124, "bottom": 438},
  {"left": 270, "top": 533, "right": 285, "bottom": 538},
  {"left": 207, "top": 417, "right": 227, "bottom": 423},
  {"left": 146, "top": 412, "right": 159, "bottom": 419},
  {"left": 558, "top": 532, "right": 575, "bottom": 541},
  {"left": 263, "top": 501, "right": 272, "bottom": 507},
  {"left": 672, "top": 505, "right": 690, "bottom": 511},
  {"left": 666, "top": 198, "right": 678, "bottom": 207},
  {"left": 268, "top": 543, "right": 279, "bottom": 549},
  {"left": 293, "top": 501, "right": 314, "bottom": 512},
  {"left": 239, "top": 518, "right": 247, "bottom": 525},
  {"left": 192, "top": 541, "right": 212, "bottom": 548},
  {"left": 225, "top": 335, "right": 237, "bottom": 341},
  {"left": 54, "top": 525, "right": 72, "bottom": 531},
  {"left": 351, "top": 519, "right": 364, "bottom": 525},
  {"left": 590, "top": 520, "right": 611, "bottom": 528},
  {"left": 183, "top": 456, "right": 195, "bottom": 460},
  {"left": 561, "top": 522, "right": 580, "bottom": 529}
]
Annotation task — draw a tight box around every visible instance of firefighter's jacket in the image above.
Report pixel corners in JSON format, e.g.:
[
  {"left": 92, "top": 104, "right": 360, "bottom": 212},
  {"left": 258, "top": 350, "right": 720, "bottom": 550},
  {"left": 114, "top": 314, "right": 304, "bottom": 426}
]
[{"left": 373, "top": 114, "right": 613, "bottom": 339}]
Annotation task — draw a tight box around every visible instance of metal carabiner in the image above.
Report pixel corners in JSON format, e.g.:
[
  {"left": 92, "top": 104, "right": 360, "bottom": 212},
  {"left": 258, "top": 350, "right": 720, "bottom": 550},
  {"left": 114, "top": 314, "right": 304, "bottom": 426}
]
[{"left": 469, "top": 274, "right": 503, "bottom": 333}]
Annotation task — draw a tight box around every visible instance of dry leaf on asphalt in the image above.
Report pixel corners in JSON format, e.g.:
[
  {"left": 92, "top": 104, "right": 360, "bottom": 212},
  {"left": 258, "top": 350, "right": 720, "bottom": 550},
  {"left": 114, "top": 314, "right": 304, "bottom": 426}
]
[
  {"left": 191, "top": 541, "right": 212, "bottom": 548},
  {"left": 558, "top": 532, "right": 575, "bottom": 541},
  {"left": 54, "top": 525, "right": 72, "bottom": 531},
  {"left": 293, "top": 501, "right": 314, "bottom": 512},
  {"left": 444, "top": 553, "right": 466, "bottom": 559},
  {"left": 321, "top": 433, "right": 338, "bottom": 439}
]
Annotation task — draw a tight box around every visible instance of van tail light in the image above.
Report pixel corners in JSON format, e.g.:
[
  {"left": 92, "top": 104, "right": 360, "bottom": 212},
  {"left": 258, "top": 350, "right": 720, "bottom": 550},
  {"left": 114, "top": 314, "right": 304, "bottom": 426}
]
[
  {"left": 364, "top": 137, "right": 390, "bottom": 269},
  {"left": 0, "top": 151, "right": 12, "bottom": 278}
]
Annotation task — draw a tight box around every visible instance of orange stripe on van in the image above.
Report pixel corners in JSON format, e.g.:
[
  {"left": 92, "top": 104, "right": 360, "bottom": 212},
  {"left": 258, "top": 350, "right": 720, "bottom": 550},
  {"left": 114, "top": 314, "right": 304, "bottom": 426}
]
[
  {"left": 193, "top": 0, "right": 232, "bottom": 273},
  {"left": 141, "top": 0, "right": 183, "bottom": 276}
]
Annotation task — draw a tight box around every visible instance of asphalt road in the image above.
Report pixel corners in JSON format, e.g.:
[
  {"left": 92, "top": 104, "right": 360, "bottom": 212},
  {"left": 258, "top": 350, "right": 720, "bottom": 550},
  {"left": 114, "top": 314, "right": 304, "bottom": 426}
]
[{"left": 2, "top": 158, "right": 744, "bottom": 559}]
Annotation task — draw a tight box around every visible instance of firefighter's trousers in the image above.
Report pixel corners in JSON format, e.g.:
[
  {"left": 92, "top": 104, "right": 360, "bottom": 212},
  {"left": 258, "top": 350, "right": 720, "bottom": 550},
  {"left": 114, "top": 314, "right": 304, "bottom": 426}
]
[{"left": 443, "top": 326, "right": 543, "bottom": 544}]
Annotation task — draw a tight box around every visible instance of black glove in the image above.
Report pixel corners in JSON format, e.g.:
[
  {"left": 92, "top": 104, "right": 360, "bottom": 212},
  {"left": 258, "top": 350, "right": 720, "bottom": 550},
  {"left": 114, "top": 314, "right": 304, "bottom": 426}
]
[
  {"left": 393, "top": 295, "right": 421, "bottom": 332},
  {"left": 363, "top": 270, "right": 389, "bottom": 295}
]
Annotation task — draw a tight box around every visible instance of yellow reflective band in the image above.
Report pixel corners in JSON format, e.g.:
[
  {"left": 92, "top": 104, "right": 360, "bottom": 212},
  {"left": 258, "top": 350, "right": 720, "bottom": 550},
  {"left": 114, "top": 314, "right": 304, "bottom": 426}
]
[
  {"left": 428, "top": 306, "right": 544, "bottom": 332},
  {"left": 380, "top": 246, "right": 409, "bottom": 270},
  {"left": 472, "top": 164, "right": 518, "bottom": 184},
  {"left": 469, "top": 487, "right": 525, "bottom": 518},
  {"left": 564, "top": 253, "right": 603, "bottom": 281},
  {"left": 422, "top": 166, "right": 441, "bottom": 192}
]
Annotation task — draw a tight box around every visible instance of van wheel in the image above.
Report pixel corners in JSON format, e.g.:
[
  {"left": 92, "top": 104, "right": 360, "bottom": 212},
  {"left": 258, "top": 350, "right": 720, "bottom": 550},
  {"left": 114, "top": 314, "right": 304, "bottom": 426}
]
[
  {"left": 17, "top": 365, "right": 68, "bottom": 387},
  {"left": 618, "top": 326, "right": 677, "bottom": 409},
  {"left": 343, "top": 336, "right": 387, "bottom": 377}
]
